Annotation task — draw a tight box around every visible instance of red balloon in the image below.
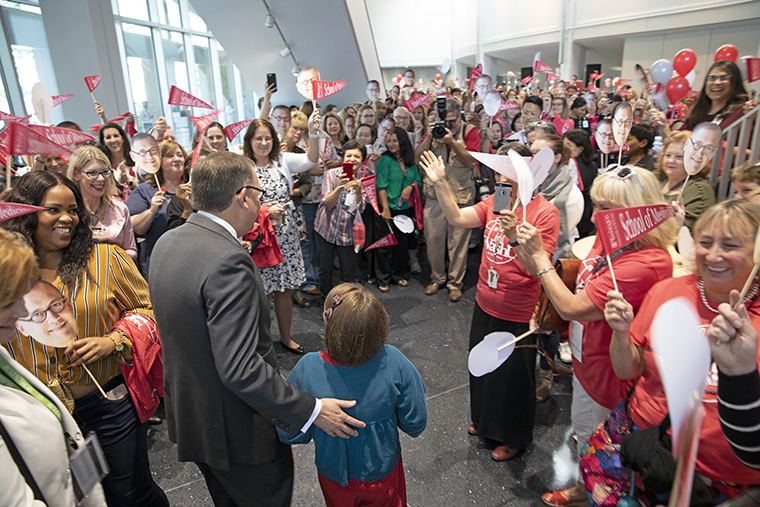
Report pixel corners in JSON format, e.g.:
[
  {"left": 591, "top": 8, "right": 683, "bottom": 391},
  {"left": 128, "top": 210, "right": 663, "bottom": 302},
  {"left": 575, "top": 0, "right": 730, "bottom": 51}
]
[
  {"left": 666, "top": 77, "right": 690, "bottom": 104},
  {"left": 673, "top": 48, "right": 697, "bottom": 77},
  {"left": 434, "top": 73, "right": 442, "bottom": 80},
  {"left": 714, "top": 44, "right": 739, "bottom": 63}
]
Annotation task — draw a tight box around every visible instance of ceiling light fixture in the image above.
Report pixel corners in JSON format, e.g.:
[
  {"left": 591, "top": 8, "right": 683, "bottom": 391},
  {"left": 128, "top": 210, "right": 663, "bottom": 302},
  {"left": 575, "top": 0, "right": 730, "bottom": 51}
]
[
  {"left": 280, "top": 45, "right": 291, "bottom": 58},
  {"left": 264, "top": 12, "right": 274, "bottom": 28}
]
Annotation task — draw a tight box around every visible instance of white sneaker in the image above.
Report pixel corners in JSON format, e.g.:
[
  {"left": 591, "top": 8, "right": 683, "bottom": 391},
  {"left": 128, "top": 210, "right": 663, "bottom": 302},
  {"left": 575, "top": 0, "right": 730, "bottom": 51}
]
[{"left": 559, "top": 341, "right": 572, "bottom": 363}]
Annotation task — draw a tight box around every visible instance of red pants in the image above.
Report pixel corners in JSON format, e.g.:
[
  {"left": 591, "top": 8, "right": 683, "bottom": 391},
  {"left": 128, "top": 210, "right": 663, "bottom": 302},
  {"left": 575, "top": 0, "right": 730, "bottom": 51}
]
[{"left": 318, "top": 456, "right": 407, "bottom": 507}]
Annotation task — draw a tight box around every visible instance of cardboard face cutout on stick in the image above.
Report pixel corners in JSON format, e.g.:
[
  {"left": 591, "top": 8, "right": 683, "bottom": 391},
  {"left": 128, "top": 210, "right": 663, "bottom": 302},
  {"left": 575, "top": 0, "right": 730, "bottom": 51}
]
[
  {"left": 683, "top": 123, "right": 721, "bottom": 176},
  {"left": 612, "top": 103, "right": 633, "bottom": 147},
  {"left": 16, "top": 281, "right": 78, "bottom": 348},
  {"left": 132, "top": 136, "right": 161, "bottom": 175},
  {"left": 296, "top": 67, "right": 321, "bottom": 100},
  {"left": 595, "top": 120, "right": 615, "bottom": 154},
  {"left": 482, "top": 90, "right": 501, "bottom": 117}
]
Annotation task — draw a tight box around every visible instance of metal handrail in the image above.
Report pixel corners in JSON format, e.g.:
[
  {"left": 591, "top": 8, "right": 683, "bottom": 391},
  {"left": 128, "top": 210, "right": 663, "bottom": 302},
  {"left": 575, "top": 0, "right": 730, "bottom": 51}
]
[{"left": 710, "top": 103, "right": 760, "bottom": 201}]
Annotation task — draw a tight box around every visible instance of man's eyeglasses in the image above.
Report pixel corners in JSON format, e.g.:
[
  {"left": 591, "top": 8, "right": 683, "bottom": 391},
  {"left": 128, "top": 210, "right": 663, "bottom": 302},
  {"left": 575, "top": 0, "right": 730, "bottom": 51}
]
[
  {"left": 236, "top": 185, "right": 266, "bottom": 197},
  {"left": 80, "top": 168, "right": 113, "bottom": 179},
  {"left": 613, "top": 118, "right": 633, "bottom": 129},
  {"left": 131, "top": 147, "right": 160, "bottom": 158},
  {"left": 706, "top": 74, "right": 731, "bottom": 83},
  {"left": 271, "top": 115, "right": 290, "bottom": 122},
  {"left": 596, "top": 131, "right": 614, "bottom": 141},
  {"left": 18, "top": 298, "right": 66, "bottom": 324},
  {"left": 689, "top": 137, "right": 718, "bottom": 156}
]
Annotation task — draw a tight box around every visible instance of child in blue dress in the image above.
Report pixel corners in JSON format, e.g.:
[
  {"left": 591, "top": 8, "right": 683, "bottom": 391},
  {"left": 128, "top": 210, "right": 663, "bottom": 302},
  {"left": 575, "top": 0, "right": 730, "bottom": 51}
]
[{"left": 278, "top": 283, "right": 427, "bottom": 506}]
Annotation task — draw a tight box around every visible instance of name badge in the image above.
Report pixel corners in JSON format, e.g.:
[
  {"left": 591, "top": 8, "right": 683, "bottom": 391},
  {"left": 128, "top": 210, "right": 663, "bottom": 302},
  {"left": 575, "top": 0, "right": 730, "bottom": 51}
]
[
  {"left": 570, "top": 320, "right": 583, "bottom": 363},
  {"left": 487, "top": 268, "right": 499, "bottom": 289},
  {"left": 69, "top": 432, "right": 109, "bottom": 502}
]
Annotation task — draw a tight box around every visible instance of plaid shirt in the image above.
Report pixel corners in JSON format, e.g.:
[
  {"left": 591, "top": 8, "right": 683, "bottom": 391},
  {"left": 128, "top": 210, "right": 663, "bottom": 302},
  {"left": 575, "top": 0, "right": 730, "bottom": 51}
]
[{"left": 314, "top": 168, "right": 360, "bottom": 246}]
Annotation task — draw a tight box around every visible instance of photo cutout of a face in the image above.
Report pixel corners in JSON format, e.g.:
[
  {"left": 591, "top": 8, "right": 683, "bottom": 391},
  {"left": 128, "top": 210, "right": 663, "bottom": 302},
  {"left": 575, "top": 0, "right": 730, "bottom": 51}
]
[
  {"left": 132, "top": 136, "right": 161, "bottom": 175},
  {"left": 296, "top": 67, "right": 321, "bottom": 100},
  {"left": 612, "top": 102, "right": 633, "bottom": 147},
  {"left": 16, "top": 280, "right": 77, "bottom": 348},
  {"left": 595, "top": 119, "right": 615, "bottom": 154},
  {"left": 684, "top": 122, "right": 722, "bottom": 176}
]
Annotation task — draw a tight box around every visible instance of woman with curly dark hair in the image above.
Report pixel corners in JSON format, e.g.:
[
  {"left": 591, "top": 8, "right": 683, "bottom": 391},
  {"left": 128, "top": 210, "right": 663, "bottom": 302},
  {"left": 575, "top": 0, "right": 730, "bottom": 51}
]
[{"left": 1, "top": 171, "right": 168, "bottom": 507}]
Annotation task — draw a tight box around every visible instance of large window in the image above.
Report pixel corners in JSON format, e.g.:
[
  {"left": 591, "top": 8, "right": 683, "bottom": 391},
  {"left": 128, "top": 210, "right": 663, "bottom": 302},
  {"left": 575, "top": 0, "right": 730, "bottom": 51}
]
[{"left": 112, "top": 0, "right": 257, "bottom": 149}]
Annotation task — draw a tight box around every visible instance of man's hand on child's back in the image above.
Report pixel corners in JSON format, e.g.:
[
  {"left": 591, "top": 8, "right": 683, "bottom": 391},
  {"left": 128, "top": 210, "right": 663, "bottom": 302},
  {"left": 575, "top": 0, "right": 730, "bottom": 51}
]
[{"left": 314, "top": 398, "right": 366, "bottom": 438}]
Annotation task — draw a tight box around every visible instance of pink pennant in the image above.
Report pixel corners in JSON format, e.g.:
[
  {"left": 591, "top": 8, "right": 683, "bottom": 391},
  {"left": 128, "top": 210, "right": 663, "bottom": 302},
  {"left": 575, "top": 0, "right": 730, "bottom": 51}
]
[
  {"left": 0, "top": 121, "right": 73, "bottom": 158},
  {"left": 0, "top": 202, "right": 46, "bottom": 222},
  {"left": 190, "top": 110, "right": 220, "bottom": 133},
  {"left": 84, "top": 75, "right": 101, "bottom": 93},
  {"left": 191, "top": 128, "right": 205, "bottom": 168},
  {"left": 546, "top": 73, "right": 561, "bottom": 82},
  {"left": 361, "top": 175, "right": 380, "bottom": 215},
  {"left": 312, "top": 80, "right": 348, "bottom": 100},
  {"left": 224, "top": 120, "right": 253, "bottom": 142},
  {"left": 595, "top": 204, "right": 674, "bottom": 254},
  {"left": 0, "top": 111, "right": 30, "bottom": 122},
  {"left": 498, "top": 101, "right": 520, "bottom": 111},
  {"left": 403, "top": 92, "right": 431, "bottom": 111},
  {"left": 26, "top": 125, "right": 95, "bottom": 146},
  {"left": 51, "top": 94, "right": 74, "bottom": 107},
  {"left": 167, "top": 85, "right": 213, "bottom": 109},
  {"left": 365, "top": 232, "right": 398, "bottom": 251},
  {"left": 521, "top": 75, "right": 533, "bottom": 85},
  {"left": 533, "top": 61, "right": 554, "bottom": 73}
]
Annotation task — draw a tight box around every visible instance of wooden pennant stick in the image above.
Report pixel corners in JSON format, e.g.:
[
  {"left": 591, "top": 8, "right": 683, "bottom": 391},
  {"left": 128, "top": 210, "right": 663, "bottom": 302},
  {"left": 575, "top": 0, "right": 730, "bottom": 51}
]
[
  {"left": 6, "top": 155, "right": 12, "bottom": 190},
  {"left": 511, "top": 196, "right": 521, "bottom": 212},
  {"left": 735, "top": 264, "right": 760, "bottom": 310},
  {"left": 81, "top": 364, "right": 108, "bottom": 398},
  {"left": 153, "top": 173, "right": 160, "bottom": 189},
  {"left": 677, "top": 174, "right": 691, "bottom": 199},
  {"left": 607, "top": 253, "right": 619, "bottom": 292},
  {"left": 497, "top": 328, "right": 533, "bottom": 351}
]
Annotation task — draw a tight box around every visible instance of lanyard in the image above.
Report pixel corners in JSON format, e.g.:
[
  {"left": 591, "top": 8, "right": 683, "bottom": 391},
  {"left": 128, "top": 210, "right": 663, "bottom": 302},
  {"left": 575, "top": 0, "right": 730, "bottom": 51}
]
[
  {"left": 591, "top": 245, "right": 632, "bottom": 275},
  {"left": 0, "top": 353, "right": 62, "bottom": 423}
]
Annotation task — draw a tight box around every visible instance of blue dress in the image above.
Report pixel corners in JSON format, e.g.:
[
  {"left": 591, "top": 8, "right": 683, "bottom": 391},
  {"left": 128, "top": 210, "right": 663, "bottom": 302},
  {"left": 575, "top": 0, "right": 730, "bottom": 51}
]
[{"left": 277, "top": 345, "right": 427, "bottom": 486}]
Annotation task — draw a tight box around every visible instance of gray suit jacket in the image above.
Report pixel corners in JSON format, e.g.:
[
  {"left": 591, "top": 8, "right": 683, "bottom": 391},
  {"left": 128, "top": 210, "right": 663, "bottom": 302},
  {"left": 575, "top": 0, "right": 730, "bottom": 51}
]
[{"left": 149, "top": 212, "right": 315, "bottom": 470}]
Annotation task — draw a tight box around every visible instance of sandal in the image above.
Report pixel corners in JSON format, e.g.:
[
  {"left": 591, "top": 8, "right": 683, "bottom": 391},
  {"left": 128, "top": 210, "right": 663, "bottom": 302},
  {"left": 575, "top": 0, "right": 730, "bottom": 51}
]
[
  {"left": 397, "top": 279, "right": 408, "bottom": 287},
  {"left": 542, "top": 485, "right": 590, "bottom": 507},
  {"left": 378, "top": 285, "right": 390, "bottom": 293}
]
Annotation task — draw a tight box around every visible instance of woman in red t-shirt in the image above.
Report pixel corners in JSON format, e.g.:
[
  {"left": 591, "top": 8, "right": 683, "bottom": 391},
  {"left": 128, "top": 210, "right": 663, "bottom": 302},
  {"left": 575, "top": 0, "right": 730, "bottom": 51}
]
[
  {"left": 419, "top": 149, "right": 560, "bottom": 462},
  {"left": 517, "top": 166, "right": 677, "bottom": 507},
  {"left": 589, "top": 200, "right": 760, "bottom": 505}
]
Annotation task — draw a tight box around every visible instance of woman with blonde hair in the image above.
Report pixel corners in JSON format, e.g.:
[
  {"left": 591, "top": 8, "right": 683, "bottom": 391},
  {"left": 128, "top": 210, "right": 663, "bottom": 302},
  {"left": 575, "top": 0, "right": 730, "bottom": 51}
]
[
  {"left": 322, "top": 112, "right": 347, "bottom": 156},
  {"left": 517, "top": 166, "right": 677, "bottom": 507},
  {"left": 656, "top": 130, "right": 715, "bottom": 232},
  {"left": 67, "top": 146, "right": 137, "bottom": 260}
]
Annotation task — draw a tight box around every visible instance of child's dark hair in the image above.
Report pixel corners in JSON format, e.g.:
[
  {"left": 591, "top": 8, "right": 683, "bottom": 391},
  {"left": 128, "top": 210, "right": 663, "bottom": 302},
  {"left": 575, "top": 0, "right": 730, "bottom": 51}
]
[{"left": 323, "top": 283, "right": 388, "bottom": 367}]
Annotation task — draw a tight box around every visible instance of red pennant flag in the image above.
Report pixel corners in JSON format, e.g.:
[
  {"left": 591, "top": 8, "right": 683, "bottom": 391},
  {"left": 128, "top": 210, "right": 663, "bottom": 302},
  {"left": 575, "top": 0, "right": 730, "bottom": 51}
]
[
  {"left": 360, "top": 175, "right": 380, "bottom": 215},
  {"left": 533, "top": 60, "right": 554, "bottom": 73},
  {"left": 87, "top": 111, "right": 135, "bottom": 133},
  {"left": 493, "top": 114, "right": 509, "bottom": 132},
  {"left": 26, "top": 125, "right": 95, "bottom": 146},
  {"left": 617, "top": 78, "right": 632, "bottom": 85},
  {"left": 190, "top": 110, "right": 220, "bottom": 133},
  {"left": 167, "top": 85, "right": 213, "bottom": 109},
  {"left": 224, "top": 120, "right": 253, "bottom": 142},
  {"left": 498, "top": 101, "right": 520, "bottom": 111},
  {"left": 595, "top": 204, "right": 674, "bottom": 254},
  {"left": 365, "top": 232, "right": 398, "bottom": 251},
  {"left": 546, "top": 73, "right": 561, "bottom": 82},
  {"left": 403, "top": 93, "right": 431, "bottom": 111},
  {"left": 84, "top": 75, "right": 101, "bottom": 93},
  {"left": 593, "top": 72, "right": 605, "bottom": 81},
  {"left": 747, "top": 58, "right": 760, "bottom": 83},
  {"left": 51, "top": 94, "right": 74, "bottom": 107},
  {"left": 0, "top": 202, "right": 46, "bottom": 221},
  {"left": 312, "top": 80, "right": 347, "bottom": 100},
  {"left": 0, "top": 121, "right": 73, "bottom": 158},
  {"left": 410, "top": 183, "right": 423, "bottom": 230},
  {"left": 551, "top": 116, "right": 574, "bottom": 136},
  {"left": 468, "top": 64, "right": 483, "bottom": 90},
  {"left": 520, "top": 75, "right": 533, "bottom": 85},
  {"left": 0, "top": 111, "right": 30, "bottom": 122},
  {"left": 191, "top": 129, "right": 206, "bottom": 168}
]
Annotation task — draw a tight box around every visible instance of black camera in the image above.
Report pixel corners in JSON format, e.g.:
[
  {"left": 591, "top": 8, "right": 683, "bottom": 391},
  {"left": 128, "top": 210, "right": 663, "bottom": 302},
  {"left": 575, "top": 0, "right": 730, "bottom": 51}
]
[{"left": 432, "top": 96, "right": 451, "bottom": 140}]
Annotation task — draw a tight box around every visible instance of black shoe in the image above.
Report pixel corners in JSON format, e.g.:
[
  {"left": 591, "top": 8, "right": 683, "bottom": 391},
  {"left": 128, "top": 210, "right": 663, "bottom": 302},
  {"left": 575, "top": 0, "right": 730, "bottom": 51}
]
[
  {"left": 292, "top": 290, "right": 312, "bottom": 308},
  {"left": 278, "top": 341, "right": 305, "bottom": 355}
]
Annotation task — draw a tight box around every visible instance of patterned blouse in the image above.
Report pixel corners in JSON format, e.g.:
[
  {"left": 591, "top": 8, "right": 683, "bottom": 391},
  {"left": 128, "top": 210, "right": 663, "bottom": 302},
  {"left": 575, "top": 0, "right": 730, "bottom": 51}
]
[{"left": 5, "top": 243, "right": 150, "bottom": 412}]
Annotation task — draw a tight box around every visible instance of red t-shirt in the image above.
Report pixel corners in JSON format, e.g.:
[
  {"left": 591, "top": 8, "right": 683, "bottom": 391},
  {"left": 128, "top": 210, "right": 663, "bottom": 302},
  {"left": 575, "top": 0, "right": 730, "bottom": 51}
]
[
  {"left": 571, "top": 237, "right": 673, "bottom": 409},
  {"left": 472, "top": 195, "right": 559, "bottom": 322},
  {"left": 628, "top": 274, "right": 760, "bottom": 485}
]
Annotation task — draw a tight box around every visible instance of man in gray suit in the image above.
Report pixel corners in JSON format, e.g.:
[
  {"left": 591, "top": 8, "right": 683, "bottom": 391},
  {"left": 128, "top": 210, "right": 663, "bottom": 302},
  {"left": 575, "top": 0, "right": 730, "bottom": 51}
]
[{"left": 150, "top": 152, "right": 364, "bottom": 506}]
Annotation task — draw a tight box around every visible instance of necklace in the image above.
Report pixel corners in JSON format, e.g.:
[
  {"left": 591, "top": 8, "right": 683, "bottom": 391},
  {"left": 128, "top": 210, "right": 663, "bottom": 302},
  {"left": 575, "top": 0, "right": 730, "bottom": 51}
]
[{"left": 697, "top": 277, "right": 759, "bottom": 313}]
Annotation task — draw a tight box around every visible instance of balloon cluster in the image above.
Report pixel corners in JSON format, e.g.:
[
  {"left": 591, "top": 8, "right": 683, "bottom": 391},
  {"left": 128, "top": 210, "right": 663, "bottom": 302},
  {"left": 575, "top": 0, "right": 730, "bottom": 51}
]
[{"left": 649, "top": 44, "right": 746, "bottom": 109}]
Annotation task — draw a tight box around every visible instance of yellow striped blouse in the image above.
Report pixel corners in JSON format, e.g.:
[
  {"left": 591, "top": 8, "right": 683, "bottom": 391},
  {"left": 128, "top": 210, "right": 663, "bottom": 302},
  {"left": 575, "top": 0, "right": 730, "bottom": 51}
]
[{"left": 4, "top": 243, "right": 152, "bottom": 412}]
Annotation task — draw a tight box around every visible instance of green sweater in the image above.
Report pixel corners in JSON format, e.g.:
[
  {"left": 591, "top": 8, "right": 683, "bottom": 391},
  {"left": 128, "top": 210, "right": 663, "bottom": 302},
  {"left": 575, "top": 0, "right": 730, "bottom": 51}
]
[
  {"left": 663, "top": 178, "right": 715, "bottom": 233},
  {"left": 376, "top": 156, "right": 422, "bottom": 211}
]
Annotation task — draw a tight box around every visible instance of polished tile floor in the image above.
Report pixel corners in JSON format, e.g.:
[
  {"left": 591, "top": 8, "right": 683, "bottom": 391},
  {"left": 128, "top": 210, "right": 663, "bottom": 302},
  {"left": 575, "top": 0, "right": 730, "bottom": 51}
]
[{"left": 146, "top": 245, "right": 580, "bottom": 506}]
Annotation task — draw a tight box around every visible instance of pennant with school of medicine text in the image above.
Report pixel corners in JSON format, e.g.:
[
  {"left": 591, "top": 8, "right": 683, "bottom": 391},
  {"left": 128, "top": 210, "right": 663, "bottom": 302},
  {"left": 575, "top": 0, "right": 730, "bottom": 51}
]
[
  {"left": 168, "top": 85, "right": 213, "bottom": 109},
  {"left": 595, "top": 204, "right": 674, "bottom": 254}
]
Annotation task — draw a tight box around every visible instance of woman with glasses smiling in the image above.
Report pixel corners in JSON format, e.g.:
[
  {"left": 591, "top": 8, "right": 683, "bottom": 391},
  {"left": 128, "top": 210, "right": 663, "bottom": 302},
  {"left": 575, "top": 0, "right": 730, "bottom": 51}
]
[
  {"left": 67, "top": 146, "right": 137, "bottom": 261},
  {"left": 682, "top": 60, "right": 749, "bottom": 131}
]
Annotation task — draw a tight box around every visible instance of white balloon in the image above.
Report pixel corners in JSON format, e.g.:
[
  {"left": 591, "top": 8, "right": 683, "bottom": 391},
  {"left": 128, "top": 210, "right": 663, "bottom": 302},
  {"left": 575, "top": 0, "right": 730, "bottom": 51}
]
[
  {"left": 650, "top": 59, "right": 674, "bottom": 85},
  {"left": 685, "top": 69, "right": 696, "bottom": 87},
  {"left": 468, "top": 331, "right": 516, "bottom": 377}
]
